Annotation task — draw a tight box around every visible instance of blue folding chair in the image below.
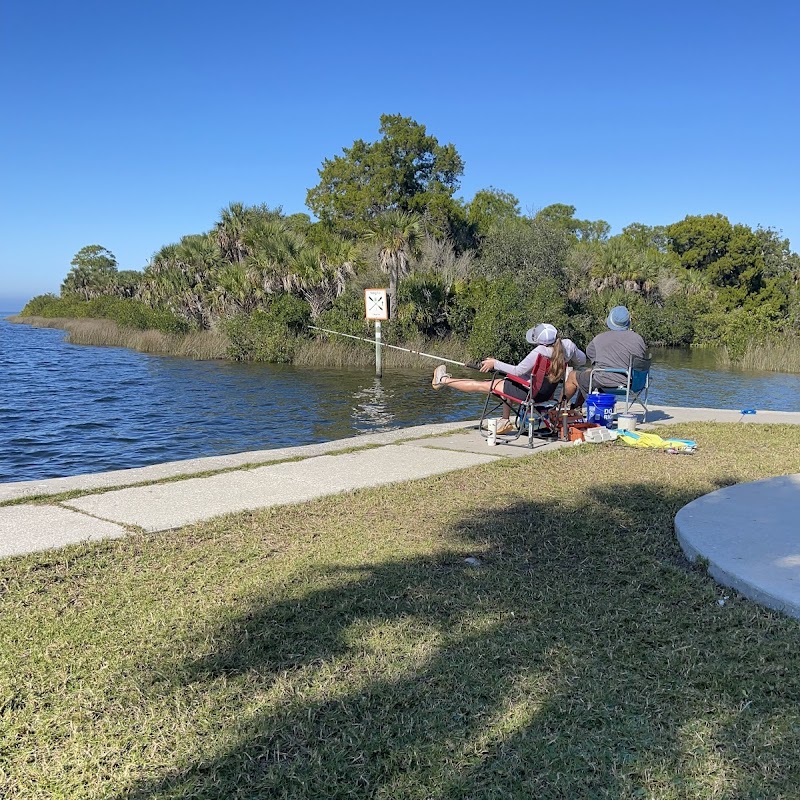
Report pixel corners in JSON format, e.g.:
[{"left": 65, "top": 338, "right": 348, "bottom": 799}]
[{"left": 587, "top": 355, "right": 651, "bottom": 421}]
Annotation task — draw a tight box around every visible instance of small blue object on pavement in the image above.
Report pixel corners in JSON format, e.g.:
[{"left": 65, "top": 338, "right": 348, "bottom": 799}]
[{"left": 740, "top": 409, "right": 757, "bottom": 415}]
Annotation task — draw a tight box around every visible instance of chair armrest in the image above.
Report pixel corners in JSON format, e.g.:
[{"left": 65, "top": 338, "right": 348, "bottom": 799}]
[
  {"left": 502, "top": 373, "right": 530, "bottom": 388},
  {"left": 591, "top": 367, "right": 628, "bottom": 375}
]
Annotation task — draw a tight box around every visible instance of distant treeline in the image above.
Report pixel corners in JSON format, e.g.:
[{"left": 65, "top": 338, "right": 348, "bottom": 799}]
[{"left": 21, "top": 114, "right": 800, "bottom": 369}]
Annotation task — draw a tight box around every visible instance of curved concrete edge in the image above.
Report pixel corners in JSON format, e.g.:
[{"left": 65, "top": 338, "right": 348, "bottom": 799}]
[{"left": 676, "top": 474, "right": 800, "bottom": 620}]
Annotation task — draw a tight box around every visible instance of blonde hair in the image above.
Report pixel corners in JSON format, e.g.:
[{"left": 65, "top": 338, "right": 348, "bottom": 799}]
[{"left": 547, "top": 338, "right": 567, "bottom": 383}]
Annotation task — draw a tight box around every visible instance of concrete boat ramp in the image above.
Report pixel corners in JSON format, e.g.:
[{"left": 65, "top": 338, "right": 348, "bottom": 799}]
[{"left": 2, "top": 404, "right": 799, "bottom": 619}]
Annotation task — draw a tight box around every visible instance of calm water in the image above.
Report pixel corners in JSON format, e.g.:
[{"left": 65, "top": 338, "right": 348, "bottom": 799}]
[{"left": 2, "top": 314, "right": 799, "bottom": 483}]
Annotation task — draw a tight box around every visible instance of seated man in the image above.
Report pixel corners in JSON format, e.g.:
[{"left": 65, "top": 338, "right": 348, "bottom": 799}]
[{"left": 563, "top": 305, "right": 646, "bottom": 409}]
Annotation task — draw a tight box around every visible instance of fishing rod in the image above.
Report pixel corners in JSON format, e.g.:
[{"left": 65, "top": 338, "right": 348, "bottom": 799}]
[{"left": 308, "top": 325, "right": 482, "bottom": 370}]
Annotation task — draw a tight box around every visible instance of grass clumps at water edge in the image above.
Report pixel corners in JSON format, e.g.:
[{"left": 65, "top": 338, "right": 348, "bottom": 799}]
[
  {"left": 716, "top": 334, "right": 800, "bottom": 373},
  {"left": 13, "top": 315, "right": 229, "bottom": 360},
  {"left": 12, "top": 311, "right": 464, "bottom": 370},
  {"left": 1, "top": 423, "right": 800, "bottom": 798}
]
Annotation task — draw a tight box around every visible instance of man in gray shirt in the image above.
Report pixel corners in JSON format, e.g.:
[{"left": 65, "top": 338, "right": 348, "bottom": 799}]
[{"left": 562, "top": 305, "right": 647, "bottom": 408}]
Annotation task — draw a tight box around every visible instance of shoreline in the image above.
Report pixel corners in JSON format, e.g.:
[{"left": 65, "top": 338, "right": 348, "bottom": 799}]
[
  {"left": 8, "top": 314, "right": 229, "bottom": 360},
  {"left": 8, "top": 314, "right": 470, "bottom": 368},
  {"left": 11, "top": 311, "right": 800, "bottom": 375},
  {"left": 3, "top": 404, "right": 800, "bottom": 505}
]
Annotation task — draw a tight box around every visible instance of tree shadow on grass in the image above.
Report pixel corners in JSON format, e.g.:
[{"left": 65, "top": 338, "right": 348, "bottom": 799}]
[{"left": 116, "top": 479, "right": 800, "bottom": 799}]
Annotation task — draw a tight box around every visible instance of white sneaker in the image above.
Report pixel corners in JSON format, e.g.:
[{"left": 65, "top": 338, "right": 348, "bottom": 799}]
[{"left": 432, "top": 365, "right": 450, "bottom": 389}]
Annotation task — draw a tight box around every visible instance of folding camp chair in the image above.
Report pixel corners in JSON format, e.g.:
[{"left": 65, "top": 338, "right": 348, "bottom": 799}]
[
  {"left": 479, "top": 354, "right": 562, "bottom": 446},
  {"left": 587, "top": 355, "right": 652, "bottom": 421}
]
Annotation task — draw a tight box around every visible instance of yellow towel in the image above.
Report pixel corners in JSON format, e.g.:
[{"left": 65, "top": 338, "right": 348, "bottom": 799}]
[{"left": 617, "top": 430, "right": 697, "bottom": 452}]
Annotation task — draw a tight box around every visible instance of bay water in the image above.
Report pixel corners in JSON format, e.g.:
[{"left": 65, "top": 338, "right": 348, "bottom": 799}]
[{"left": 2, "top": 314, "right": 798, "bottom": 483}]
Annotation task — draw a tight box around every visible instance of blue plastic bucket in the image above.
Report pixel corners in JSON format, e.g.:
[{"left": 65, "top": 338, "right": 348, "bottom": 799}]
[{"left": 586, "top": 393, "right": 616, "bottom": 428}]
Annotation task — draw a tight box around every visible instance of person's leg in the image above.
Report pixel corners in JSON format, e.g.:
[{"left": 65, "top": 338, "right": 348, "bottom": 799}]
[
  {"left": 563, "top": 371, "right": 580, "bottom": 407},
  {"left": 432, "top": 367, "right": 515, "bottom": 422},
  {"left": 444, "top": 376, "right": 513, "bottom": 420},
  {"left": 440, "top": 376, "right": 495, "bottom": 393},
  {"left": 571, "top": 370, "right": 593, "bottom": 409}
]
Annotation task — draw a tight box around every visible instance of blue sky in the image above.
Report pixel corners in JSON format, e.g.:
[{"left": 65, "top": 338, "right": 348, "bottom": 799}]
[{"left": 1, "top": 0, "right": 798, "bottom": 310}]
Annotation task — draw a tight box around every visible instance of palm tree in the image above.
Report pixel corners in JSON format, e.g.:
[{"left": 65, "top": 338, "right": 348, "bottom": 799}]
[
  {"left": 211, "top": 263, "right": 265, "bottom": 316},
  {"left": 140, "top": 239, "right": 219, "bottom": 328},
  {"left": 682, "top": 268, "right": 713, "bottom": 297},
  {"left": 215, "top": 202, "right": 252, "bottom": 265},
  {"left": 242, "top": 218, "right": 304, "bottom": 296},
  {"left": 290, "top": 243, "right": 358, "bottom": 319},
  {"left": 364, "top": 210, "right": 422, "bottom": 318}
]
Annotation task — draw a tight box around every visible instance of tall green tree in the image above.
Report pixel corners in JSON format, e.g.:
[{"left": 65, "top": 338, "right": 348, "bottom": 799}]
[
  {"left": 667, "top": 214, "right": 733, "bottom": 271},
  {"left": 467, "top": 187, "right": 520, "bottom": 238},
  {"left": 754, "top": 226, "right": 800, "bottom": 279},
  {"left": 477, "top": 216, "right": 570, "bottom": 289},
  {"left": 534, "top": 204, "right": 610, "bottom": 242},
  {"left": 621, "top": 222, "right": 668, "bottom": 252},
  {"left": 667, "top": 214, "right": 766, "bottom": 304},
  {"left": 61, "top": 245, "right": 118, "bottom": 299},
  {"left": 306, "top": 114, "right": 464, "bottom": 233}
]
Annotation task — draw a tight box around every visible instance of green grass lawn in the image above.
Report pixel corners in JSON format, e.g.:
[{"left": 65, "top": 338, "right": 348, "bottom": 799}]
[{"left": 2, "top": 423, "right": 800, "bottom": 799}]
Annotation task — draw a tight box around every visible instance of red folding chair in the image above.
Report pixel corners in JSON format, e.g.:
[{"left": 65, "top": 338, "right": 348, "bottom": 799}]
[{"left": 479, "top": 354, "right": 562, "bottom": 446}]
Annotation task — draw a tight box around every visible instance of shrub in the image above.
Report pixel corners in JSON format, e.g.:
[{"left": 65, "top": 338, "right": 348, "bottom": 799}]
[
  {"left": 447, "top": 278, "right": 485, "bottom": 340},
  {"left": 633, "top": 295, "right": 694, "bottom": 347},
  {"left": 20, "top": 294, "right": 60, "bottom": 316},
  {"left": 21, "top": 295, "right": 91, "bottom": 319},
  {"left": 224, "top": 294, "right": 310, "bottom": 362},
  {"left": 20, "top": 294, "right": 188, "bottom": 334},
  {"left": 316, "top": 291, "right": 371, "bottom": 340},
  {"left": 466, "top": 278, "right": 530, "bottom": 362},
  {"left": 523, "top": 277, "right": 571, "bottom": 338},
  {"left": 85, "top": 297, "right": 189, "bottom": 334},
  {"left": 693, "top": 300, "right": 780, "bottom": 360},
  {"left": 466, "top": 276, "right": 574, "bottom": 362},
  {"left": 477, "top": 217, "right": 570, "bottom": 288},
  {"left": 393, "top": 274, "right": 449, "bottom": 340}
]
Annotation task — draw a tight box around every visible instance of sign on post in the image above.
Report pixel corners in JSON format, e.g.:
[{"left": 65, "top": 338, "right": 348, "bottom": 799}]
[
  {"left": 364, "top": 289, "right": 388, "bottom": 377},
  {"left": 364, "top": 288, "right": 388, "bottom": 321}
]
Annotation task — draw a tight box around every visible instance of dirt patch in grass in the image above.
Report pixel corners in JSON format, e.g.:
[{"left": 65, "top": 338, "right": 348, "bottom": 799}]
[{"left": 1, "top": 423, "right": 799, "bottom": 798}]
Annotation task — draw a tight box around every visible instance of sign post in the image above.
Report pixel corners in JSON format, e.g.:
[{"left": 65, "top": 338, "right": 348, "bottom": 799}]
[{"left": 364, "top": 288, "right": 388, "bottom": 377}]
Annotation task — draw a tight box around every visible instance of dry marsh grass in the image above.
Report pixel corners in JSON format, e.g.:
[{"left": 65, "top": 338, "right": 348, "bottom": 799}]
[
  {"left": 293, "top": 335, "right": 470, "bottom": 370},
  {"left": 717, "top": 335, "right": 800, "bottom": 373},
  {"left": 16, "top": 316, "right": 229, "bottom": 360},
  {"left": 14, "top": 316, "right": 467, "bottom": 369}
]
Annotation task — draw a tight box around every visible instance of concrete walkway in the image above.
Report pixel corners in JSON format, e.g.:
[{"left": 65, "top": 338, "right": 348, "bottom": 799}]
[
  {"left": 0, "top": 419, "right": 559, "bottom": 556},
  {"left": 2, "top": 404, "right": 799, "bottom": 619}
]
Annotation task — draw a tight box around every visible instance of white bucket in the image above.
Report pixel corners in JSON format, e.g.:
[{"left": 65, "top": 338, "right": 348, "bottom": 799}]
[
  {"left": 487, "top": 418, "right": 498, "bottom": 446},
  {"left": 617, "top": 413, "right": 638, "bottom": 431}
]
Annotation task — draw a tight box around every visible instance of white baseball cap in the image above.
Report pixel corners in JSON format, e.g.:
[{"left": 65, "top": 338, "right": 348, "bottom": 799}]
[{"left": 526, "top": 323, "right": 557, "bottom": 345}]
